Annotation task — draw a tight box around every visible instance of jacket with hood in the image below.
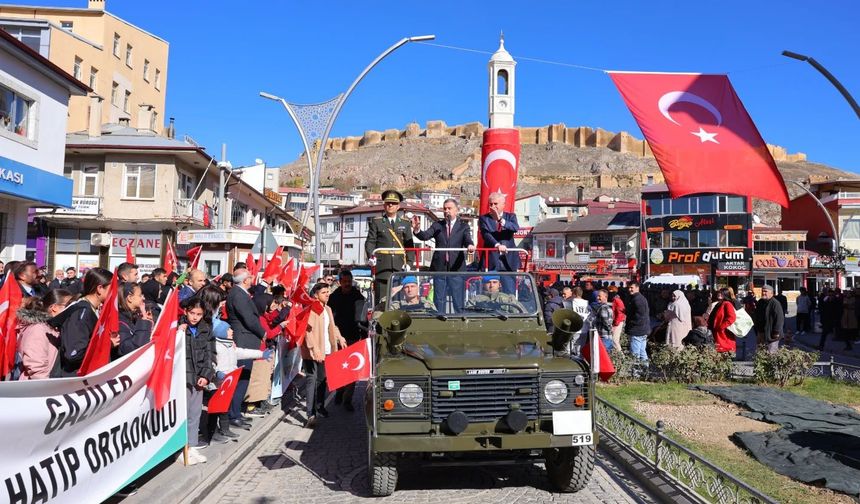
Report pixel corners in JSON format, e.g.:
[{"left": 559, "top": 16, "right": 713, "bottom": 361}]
[
  {"left": 183, "top": 318, "right": 215, "bottom": 386},
  {"left": 16, "top": 308, "right": 59, "bottom": 380},
  {"left": 118, "top": 309, "right": 153, "bottom": 357},
  {"left": 543, "top": 292, "right": 565, "bottom": 333},
  {"left": 48, "top": 299, "right": 98, "bottom": 378}
]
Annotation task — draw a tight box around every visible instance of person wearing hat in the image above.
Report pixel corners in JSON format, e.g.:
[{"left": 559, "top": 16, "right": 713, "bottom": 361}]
[
  {"left": 387, "top": 276, "right": 435, "bottom": 312},
  {"left": 753, "top": 284, "right": 784, "bottom": 354},
  {"left": 365, "top": 189, "right": 416, "bottom": 302},
  {"left": 465, "top": 275, "right": 526, "bottom": 314}
]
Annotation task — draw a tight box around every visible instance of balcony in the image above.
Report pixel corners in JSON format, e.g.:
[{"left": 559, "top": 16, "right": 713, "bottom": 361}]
[{"left": 173, "top": 199, "right": 214, "bottom": 225}]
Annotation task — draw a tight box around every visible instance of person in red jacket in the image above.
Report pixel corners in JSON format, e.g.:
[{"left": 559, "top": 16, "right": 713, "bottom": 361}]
[
  {"left": 708, "top": 287, "right": 737, "bottom": 353},
  {"left": 608, "top": 285, "right": 626, "bottom": 351},
  {"left": 253, "top": 293, "right": 289, "bottom": 350}
]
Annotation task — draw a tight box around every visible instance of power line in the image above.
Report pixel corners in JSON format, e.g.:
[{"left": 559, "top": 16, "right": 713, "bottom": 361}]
[{"left": 416, "top": 41, "right": 605, "bottom": 73}]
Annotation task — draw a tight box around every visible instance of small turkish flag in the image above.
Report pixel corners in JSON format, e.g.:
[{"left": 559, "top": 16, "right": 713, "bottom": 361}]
[
  {"left": 78, "top": 271, "right": 119, "bottom": 376},
  {"left": 208, "top": 366, "right": 243, "bottom": 414},
  {"left": 164, "top": 239, "right": 178, "bottom": 277},
  {"left": 126, "top": 243, "right": 135, "bottom": 264},
  {"left": 147, "top": 288, "right": 179, "bottom": 410},
  {"left": 203, "top": 203, "right": 211, "bottom": 228},
  {"left": 581, "top": 331, "right": 616, "bottom": 383},
  {"left": 296, "top": 263, "right": 320, "bottom": 290},
  {"left": 186, "top": 245, "right": 202, "bottom": 270},
  {"left": 279, "top": 258, "right": 297, "bottom": 296},
  {"left": 0, "top": 271, "right": 23, "bottom": 378},
  {"left": 262, "top": 246, "right": 284, "bottom": 281},
  {"left": 291, "top": 285, "right": 315, "bottom": 306},
  {"left": 285, "top": 303, "right": 311, "bottom": 347},
  {"left": 609, "top": 72, "right": 789, "bottom": 207},
  {"left": 245, "top": 252, "right": 258, "bottom": 280},
  {"left": 325, "top": 338, "right": 372, "bottom": 391}
]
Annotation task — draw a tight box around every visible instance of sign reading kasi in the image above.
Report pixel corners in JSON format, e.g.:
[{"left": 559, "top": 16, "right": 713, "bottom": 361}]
[{"left": 0, "top": 339, "right": 187, "bottom": 504}]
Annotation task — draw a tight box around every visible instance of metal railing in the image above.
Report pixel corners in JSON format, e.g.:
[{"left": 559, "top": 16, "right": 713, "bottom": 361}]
[
  {"left": 595, "top": 396, "right": 776, "bottom": 504},
  {"left": 173, "top": 198, "right": 212, "bottom": 223},
  {"left": 806, "top": 357, "right": 860, "bottom": 383}
]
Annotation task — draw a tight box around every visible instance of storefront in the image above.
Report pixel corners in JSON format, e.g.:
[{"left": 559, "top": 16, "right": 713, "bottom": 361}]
[
  {"left": 647, "top": 247, "right": 752, "bottom": 290},
  {"left": 752, "top": 253, "right": 808, "bottom": 300}
]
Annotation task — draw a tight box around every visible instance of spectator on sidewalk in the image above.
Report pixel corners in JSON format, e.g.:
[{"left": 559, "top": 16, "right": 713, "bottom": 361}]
[
  {"left": 47, "top": 269, "right": 64, "bottom": 291},
  {"left": 795, "top": 287, "right": 812, "bottom": 336},
  {"left": 818, "top": 288, "right": 843, "bottom": 351},
  {"left": 587, "top": 289, "right": 614, "bottom": 352},
  {"left": 141, "top": 268, "right": 169, "bottom": 305},
  {"left": 301, "top": 282, "right": 347, "bottom": 428},
  {"left": 608, "top": 285, "right": 626, "bottom": 351},
  {"left": 17, "top": 289, "right": 73, "bottom": 380},
  {"left": 708, "top": 288, "right": 737, "bottom": 354},
  {"left": 625, "top": 282, "right": 650, "bottom": 363},
  {"left": 59, "top": 267, "right": 82, "bottom": 295},
  {"left": 117, "top": 282, "right": 154, "bottom": 357},
  {"left": 755, "top": 285, "right": 784, "bottom": 354},
  {"left": 179, "top": 296, "right": 215, "bottom": 463},
  {"left": 117, "top": 262, "right": 139, "bottom": 284},
  {"left": 683, "top": 316, "right": 714, "bottom": 348},
  {"left": 226, "top": 269, "right": 267, "bottom": 426},
  {"left": 842, "top": 289, "right": 858, "bottom": 351},
  {"left": 543, "top": 288, "right": 566, "bottom": 334},
  {"left": 328, "top": 270, "right": 366, "bottom": 411},
  {"left": 665, "top": 289, "right": 692, "bottom": 350}
]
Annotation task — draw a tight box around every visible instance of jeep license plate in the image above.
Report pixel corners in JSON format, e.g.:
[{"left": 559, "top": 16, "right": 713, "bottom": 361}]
[{"left": 571, "top": 433, "right": 593, "bottom": 446}]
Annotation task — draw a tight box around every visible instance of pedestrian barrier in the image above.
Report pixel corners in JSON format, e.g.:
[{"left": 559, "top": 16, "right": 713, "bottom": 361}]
[
  {"left": 595, "top": 396, "right": 777, "bottom": 504},
  {"left": 806, "top": 357, "right": 860, "bottom": 383}
]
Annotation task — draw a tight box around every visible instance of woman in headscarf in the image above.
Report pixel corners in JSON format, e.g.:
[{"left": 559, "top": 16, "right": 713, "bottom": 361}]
[{"left": 664, "top": 289, "right": 692, "bottom": 349}]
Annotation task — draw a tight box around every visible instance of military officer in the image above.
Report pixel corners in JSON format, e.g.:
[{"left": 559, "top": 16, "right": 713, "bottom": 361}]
[
  {"left": 372, "top": 276, "right": 435, "bottom": 318},
  {"left": 466, "top": 275, "right": 526, "bottom": 314},
  {"left": 365, "top": 189, "right": 416, "bottom": 301}
]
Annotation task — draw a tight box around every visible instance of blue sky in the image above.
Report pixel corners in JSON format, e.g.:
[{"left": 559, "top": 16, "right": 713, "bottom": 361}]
[{"left": 11, "top": 1, "right": 860, "bottom": 172}]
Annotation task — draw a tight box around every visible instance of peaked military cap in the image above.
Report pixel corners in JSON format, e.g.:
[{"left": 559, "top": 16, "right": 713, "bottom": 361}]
[{"left": 382, "top": 189, "right": 404, "bottom": 204}]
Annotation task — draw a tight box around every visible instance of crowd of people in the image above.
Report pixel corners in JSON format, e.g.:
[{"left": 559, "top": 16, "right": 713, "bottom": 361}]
[{"left": 2, "top": 258, "right": 370, "bottom": 474}]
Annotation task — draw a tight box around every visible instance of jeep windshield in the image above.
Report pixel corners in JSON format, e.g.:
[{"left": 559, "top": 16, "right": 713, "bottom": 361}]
[{"left": 385, "top": 272, "right": 539, "bottom": 317}]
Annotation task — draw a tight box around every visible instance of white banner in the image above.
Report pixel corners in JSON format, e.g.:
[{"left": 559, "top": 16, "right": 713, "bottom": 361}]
[{"left": 0, "top": 336, "right": 187, "bottom": 504}]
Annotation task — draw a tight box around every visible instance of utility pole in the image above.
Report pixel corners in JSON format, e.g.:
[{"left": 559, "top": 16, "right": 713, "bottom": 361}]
[{"left": 218, "top": 143, "right": 227, "bottom": 229}]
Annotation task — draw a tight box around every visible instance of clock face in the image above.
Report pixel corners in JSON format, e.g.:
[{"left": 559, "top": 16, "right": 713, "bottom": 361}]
[{"left": 498, "top": 99, "right": 508, "bottom": 109}]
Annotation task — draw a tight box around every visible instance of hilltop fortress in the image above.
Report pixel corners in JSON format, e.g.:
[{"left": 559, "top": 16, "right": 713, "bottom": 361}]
[{"left": 323, "top": 120, "right": 807, "bottom": 164}]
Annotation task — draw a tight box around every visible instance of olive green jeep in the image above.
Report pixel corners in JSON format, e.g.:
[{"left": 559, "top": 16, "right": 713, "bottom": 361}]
[{"left": 366, "top": 271, "right": 594, "bottom": 496}]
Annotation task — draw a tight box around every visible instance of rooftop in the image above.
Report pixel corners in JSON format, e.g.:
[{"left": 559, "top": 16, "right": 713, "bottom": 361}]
[
  {"left": 67, "top": 124, "right": 199, "bottom": 150},
  {"left": 0, "top": 27, "right": 89, "bottom": 95},
  {"left": 532, "top": 211, "right": 641, "bottom": 234}
]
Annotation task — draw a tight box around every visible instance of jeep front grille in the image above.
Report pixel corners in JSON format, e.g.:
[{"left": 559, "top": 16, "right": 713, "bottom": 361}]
[{"left": 430, "top": 373, "right": 539, "bottom": 423}]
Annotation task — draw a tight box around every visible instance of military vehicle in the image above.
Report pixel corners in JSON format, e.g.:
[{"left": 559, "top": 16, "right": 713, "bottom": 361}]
[{"left": 366, "top": 270, "right": 594, "bottom": 496}]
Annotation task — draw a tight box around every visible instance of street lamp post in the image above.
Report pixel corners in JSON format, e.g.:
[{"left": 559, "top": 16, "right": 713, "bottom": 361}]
[
  {"left": 782, "top": 50, "right": 860, "bottom": 120},
  {"left": 790, "top": 180, "right": 841, "bottom": 288},
  {"left": 261, "top": 34, "right": 435, "bottom": 278}
]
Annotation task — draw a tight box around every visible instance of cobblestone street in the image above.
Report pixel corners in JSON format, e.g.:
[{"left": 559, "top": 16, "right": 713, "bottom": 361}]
[{"left": 204, "top": 388, "right": 655, "bottom": 504}]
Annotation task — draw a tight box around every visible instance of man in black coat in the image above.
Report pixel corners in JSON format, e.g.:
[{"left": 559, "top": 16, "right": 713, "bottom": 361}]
[
  {"left": 327, "top": 270, "right": 366, "bottom": 410},
  {"left": 478, "top": 192, "right": 520, "bottom": 294},
  {"left": 754, "top": 285, "right": 784, "bottom": 354},
  {"left": 59, "top": 267, "right": 82, "bottom": 295},
  {"left": 141, "top": 268, "right": 169, "bottom": 305},
  {"left": 625, "top": 282, "right": 651, "bottom": 362},
  {"left": 225, "top": 268, "right": 267, "bottom": 426},
  {"left": 413, "top": 198, "right": 475, "bottom": 313}
]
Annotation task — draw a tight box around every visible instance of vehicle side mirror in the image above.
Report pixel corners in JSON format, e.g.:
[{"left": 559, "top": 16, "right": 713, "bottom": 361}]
[
  {"left": 378, "top": 310, "right": 412, "bottom": 355},
  {"left": 550, "top": 309, "right": 582, "bottom": 357}
]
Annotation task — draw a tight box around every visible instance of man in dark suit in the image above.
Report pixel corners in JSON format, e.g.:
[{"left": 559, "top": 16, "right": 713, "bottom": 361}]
[
  {"left": 365, "top": 189, "right": 415, "bottom": 302},
  {"left": 225, "top": 268, "right": 267, "bottom": 427},
  {"left": 479, "top": 192, "right": 520, "bottom": 294},
  {"left": 413, "top": 198, "right": 475, "bottom": 313},
  {"left": 141, "top": 268, "right": 169, "bottom": 305}
]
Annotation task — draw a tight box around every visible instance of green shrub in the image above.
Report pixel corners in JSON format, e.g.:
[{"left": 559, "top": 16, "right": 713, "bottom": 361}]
[
  {"left": 606, "top": 348, "right": 642, "bottom": 384},
  {"left": 649, "top": 345, "right": 734, "bottom": 384},
  {"left": 753, "top": 348, "right": 818, "bottom": 387}
]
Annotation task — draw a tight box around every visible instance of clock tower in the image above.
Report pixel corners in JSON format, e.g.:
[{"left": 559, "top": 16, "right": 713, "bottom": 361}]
[{"left": 488, "top": 33, "right": 516, "bottom": 128}]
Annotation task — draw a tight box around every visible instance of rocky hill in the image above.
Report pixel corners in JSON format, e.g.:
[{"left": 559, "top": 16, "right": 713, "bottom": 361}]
[{"left": 278, "top": 121, "right": 855, "bottom": 225}]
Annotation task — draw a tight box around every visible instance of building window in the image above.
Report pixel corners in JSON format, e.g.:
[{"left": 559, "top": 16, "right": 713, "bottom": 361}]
[
  {"left": 0, "top": 84, "right": 33, "bottom": 138},
  {"left": 111, "top": 82, "right": 118, "bottom": 105},
  {"left": 178, "top": 172, "right": 194, "bottom": 199},
  {"left": 123, "top": 164, "right": 156, "bottom": 199},
  {"left": 727, "top": 196, "right": 745, "bottom": 213},
  {"left": 496, "top": 69, "right": 509, "bottom": 95},
  {"left": 81, "top": 166, "right": 98, "bottom": 196},
  {"left": 60, "top": 20, "right": 73, "bottom": 31},
  {"left": 671, "top": 198, "right": 690, "bottom": 214},
  {"left": 73, "top": 57, "right": 82, "bottom": 80},
  {"left": 646, "top": 175, "right": 654, "bottom": 185},
  {"left": 143, "top": 59, "right": 150, "bottom": 82},
  {"left": 646, "top": 199, "right": 662, "bottom": 216},
  {"left": 89, "top": 67, "right": 98, "bottom": 91},
  {"left": 648, "top": 232, "right": 661, "bottom": 248},
  {"left": 345, "top": 217, "right": 355, "bottom": 232},
  {"left": 113, "top": 33, "right": 120, "bottom": 57},
  {"left": 123, "top": 90, "right": 131, "bottom": 113},
  {"left": 204, "top": 260, "right": 220, "bottom": 278},
  {"left": 332, "top": 242, "right": 340, "bottom": 254},
  {"left": 697, "top": 229, "right": 718, "bottom": 248},
  {"left": 125, "top": 44, "right": 133, "bottom": 67},
  {"left": 697, "top": 195, "right": 717, "bottom": 214},
  {"left": 150, "top": 110, "right": 158, "bottom": 131},
  {"left": 612, "top": 235, "right": 628, "bottom": 254},
  {"left": 524, "top": 215, "right": 530, "bottom": 223},
  {"left": 63, "top": 164, "right": 72, "bottom": 179},
  {"left": 1, "top": 25, "right": 42, "bottom": 53},
  {"left": 154, "top": 69, "right": 161, "bottom": 91},
  {"left": 726, "top": 230, "right": 747, "bottom": 247},
  {"left": 670, "top": 231, "right": 690, "bottom": 248},
  {"left": 572, "top": 236, "right": 589, "bottom": 253},
  {"left": 552, "top": 207, "right": 560, "bottom": 215},
  {"left": 542, "top": 239, "right": 563, "bottom": 259}
]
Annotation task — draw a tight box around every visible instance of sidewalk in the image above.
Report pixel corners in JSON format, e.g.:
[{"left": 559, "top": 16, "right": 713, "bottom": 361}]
[
  {"left": 108, "top": 402, "right": 289, "bottom": 504},
  {"left": 791, "top": 328, "right": 860, "bottom": 367}
]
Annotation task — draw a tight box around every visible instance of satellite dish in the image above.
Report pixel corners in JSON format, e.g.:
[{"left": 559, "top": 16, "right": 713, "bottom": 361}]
[
  {"left": 568, "top": 241, "right": 575, "bottom": 248},
  {"left": 255, "top": 158, "right": 264, "bottom": 165},
  {"left": 752, "top": 214, "right": 761, "bottom": 224}
]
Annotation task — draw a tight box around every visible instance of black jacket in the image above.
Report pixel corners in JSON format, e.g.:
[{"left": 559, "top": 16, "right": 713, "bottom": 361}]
[
  {"left": 328, "top": 286, "right": 366, "bottom": 343},
  {"left": 754, "top": 297, "right": 784, "bottom": 341},
  {"left": 59, "top": 277, "right": 82, "bottom": 295},
  {"left": 543, "top": 295, "right": 565, "bottom": 333},
  {"left": 141, "top": 278, "right": 168, "bottom": 305},
  {"left": 625, "top": 292, "right": 651, "bottom": 336},
  {"left": 226, "top": 286, "right": 266, "bottom": 349},
  {"left": 683, "top": 326, "right": 714, "bottom": 348},
  {"left": 414, "top": 219, "right": 475, "bottom": 271},
  {"left": 118, "top": 309, "right": 152, "bottom": 357},
  {"left": 184, "top": 319, "right": 215, "bottom": 386},
  {"left": 48, "top": 299, "right": 98, "bottom": 377}
]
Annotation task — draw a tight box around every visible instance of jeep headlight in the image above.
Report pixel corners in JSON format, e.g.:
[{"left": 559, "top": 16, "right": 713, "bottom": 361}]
[
  {"left": 544, "top": 380, "right": 568, "bottom": 405},
  {"left": 398, "top": 383, "right": 424, "bottom": 408}
]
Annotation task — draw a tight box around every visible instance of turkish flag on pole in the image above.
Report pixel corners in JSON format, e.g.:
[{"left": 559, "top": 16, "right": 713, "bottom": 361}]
[
  {"left": 0, "top": 272, "right": 23, "bottom": 378},
  {"left": 609, "top": 72, "right": 789, "bottom": 207},
  {"left": 262, "top": 246, "right": 284, "bottom": 281},
  {"left": 245, "top": 252, "right": 258, "bottom": 280},
  {"left": 126, "top": 243, "right": 135, "bottom": 264},
  {"left": 186, "top": 245, "right": 203, "bottom": 270},
  {"left": 326, "top": 338, "right": 372, "bottom": 391},
  {"left": 479, "top": 128, "right": 521, "bottom": 216},
  {"left": 581, "top": 330, "right": 616, "bottom": 383},
  {"left": 207, "top": 366, "right": 243, "bottom": 414},
  {"left": 78, "top": 272, "right": 119, "bottom": 376},
  {"left": 296, "top": 263, "right": 320, "bottom": 290},
  {"left": 279, "top": 258, "right": 297, "bottom": 296},
  {"left": 164, "top": 240, "right": 178, "bottom": 276},
  {"left": 285, "top": 303, "right": 311, "bottom": 347},
  {"left": 147, "top": 288, "right": 179, "bottom": 410},
  {"left": 203, "top": 203, "right": 211, "bottom": 228}
]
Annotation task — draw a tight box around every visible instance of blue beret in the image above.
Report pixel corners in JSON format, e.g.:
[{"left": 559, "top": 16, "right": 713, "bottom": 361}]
[
  {"left": 483, "top": 275, "right": 500, "bottom": 282},
  {"left": 400, "top": 276, "right": 418, "bottom": 285}
]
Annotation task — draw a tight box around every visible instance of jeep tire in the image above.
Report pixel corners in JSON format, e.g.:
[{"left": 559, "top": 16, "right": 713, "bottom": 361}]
[
  {"left": 543, "top": 444, "right": 595, "bottom": 492},
  {"left": 369, "top": 451, "right": 398, "bottom": 496}
]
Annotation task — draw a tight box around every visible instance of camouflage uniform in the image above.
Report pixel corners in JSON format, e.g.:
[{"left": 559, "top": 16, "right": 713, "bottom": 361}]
[{"left": 466, "top": 291, "right": 526, "bottom": 313}]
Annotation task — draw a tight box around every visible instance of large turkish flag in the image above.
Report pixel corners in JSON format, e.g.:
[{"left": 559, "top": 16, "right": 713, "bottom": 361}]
[
  {"left": 479, "top": 128, "right": 521, "bottom": 216},
  {"left": 609, "top": 72, "right": 789, "bottom": 207},
  {"left": 325, "top": 338, "right": 372, "bottom": 391}
]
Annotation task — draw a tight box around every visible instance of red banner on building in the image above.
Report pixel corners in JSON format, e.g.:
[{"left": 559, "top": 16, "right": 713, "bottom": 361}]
[{"left": 479, "top": 128, "right": 520, "bottom": 215}]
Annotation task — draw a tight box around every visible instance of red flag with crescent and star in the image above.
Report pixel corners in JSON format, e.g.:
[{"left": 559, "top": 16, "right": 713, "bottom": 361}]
[
  {"left": 207, "top": 366, "right": 243, "bottom": 414},
  {"left": 77, "top": 271, "right": 119, "bottom": 376},
  {"left": 147, "top": 288, "right": 179, "bottom": 410},
  {"left": 186, "top": 245, "right": 203, "bottom": 270},
  {"left": 126, "top": 243, "right": 135, "bottom": 264},
  {"left": 285, "top": 303, "right": 311, "bottom": 347},
  {"left": 479, "top": 128, "right": 521, "bottom": 216},
  {"left": 164, "top": 239, "right": 178, "bottom": 276},
  {"left": 0, "top": 272, "right": 23, "bottom": 378},
  {"left": 325, "top": 338, "right": 372, "bottom": 391},
  {"left": 296, "top": 263, "right": 320, "bottom": 290},
  {"left": 245, "top": 252, "right": 259, "bottom": 281},
  {"left": 262, "top": 246, "right": 284, "bottom": 282},
  {"left": 278, "top": 258, "right": 298, "bottom": 296},
  {"left": 609, "top": 72, "right": 789, "bottom": 207}
]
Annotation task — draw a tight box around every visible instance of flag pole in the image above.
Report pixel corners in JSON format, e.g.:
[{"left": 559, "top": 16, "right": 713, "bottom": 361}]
[{"left": 590, "top": 328, "right": 600, "bottom": 383}]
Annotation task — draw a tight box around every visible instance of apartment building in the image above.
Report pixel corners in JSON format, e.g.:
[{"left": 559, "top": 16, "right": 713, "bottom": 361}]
[{"left": 0, "top": 0, "right": 168, "bottom": 133}]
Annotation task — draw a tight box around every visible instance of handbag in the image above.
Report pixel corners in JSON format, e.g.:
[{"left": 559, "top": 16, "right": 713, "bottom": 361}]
[{"left": 728, "top": 307, "right": 754, "bottom": 338}]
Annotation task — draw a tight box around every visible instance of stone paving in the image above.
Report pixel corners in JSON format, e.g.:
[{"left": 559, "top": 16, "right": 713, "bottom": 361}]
[{"left": 205, "top": 388, "right": 656, "bottom": 504}]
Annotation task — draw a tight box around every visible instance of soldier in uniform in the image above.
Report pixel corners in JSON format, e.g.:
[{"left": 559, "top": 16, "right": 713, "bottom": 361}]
[
  {"left": 466, "top": 275, "right": 527, "bottom": 314},
  {"left": 373, "top": 276, "right": 435, "bottom": 318},
  {"left": 366, "top": 189, "right": 416, "bottom": 301}
]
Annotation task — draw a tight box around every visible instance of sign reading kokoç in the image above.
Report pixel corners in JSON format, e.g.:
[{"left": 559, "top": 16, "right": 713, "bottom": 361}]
[{"left": 650, "top": 247, "right": 752, "bottom": 265}]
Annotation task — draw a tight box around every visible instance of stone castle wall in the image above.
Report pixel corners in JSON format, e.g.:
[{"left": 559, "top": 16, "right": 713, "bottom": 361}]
[{"left": 323, "top": 120, "right": 807, "bottom": 163}]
